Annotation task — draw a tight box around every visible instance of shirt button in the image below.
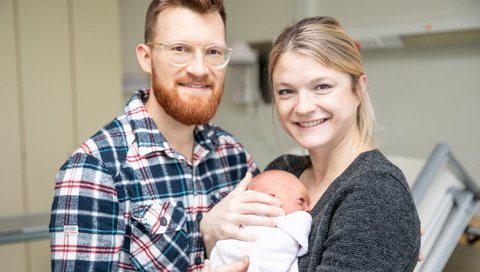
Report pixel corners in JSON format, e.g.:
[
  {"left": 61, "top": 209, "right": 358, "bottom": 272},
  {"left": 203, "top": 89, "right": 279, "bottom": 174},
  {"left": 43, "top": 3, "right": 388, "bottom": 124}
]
[
  {"left": 160, "top": 216, "right": 168, "bottom": 226},
  {"left": 194, "top": 256, "right": 202, "bottom": 265},
  {"left": 196, "top": 212, "right": 203, "bottom": 221}
]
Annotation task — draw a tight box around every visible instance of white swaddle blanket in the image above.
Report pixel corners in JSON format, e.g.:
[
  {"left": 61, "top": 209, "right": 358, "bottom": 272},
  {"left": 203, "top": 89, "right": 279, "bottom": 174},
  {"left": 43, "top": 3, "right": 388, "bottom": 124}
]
[{"left": 209, "top": 211, "right": 312, "bottom": 272}]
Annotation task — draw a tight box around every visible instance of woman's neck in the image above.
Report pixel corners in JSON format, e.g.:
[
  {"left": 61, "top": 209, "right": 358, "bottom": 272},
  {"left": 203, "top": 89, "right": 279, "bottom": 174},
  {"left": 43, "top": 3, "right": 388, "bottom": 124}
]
[{"left": 301, "top": 136, "right": 373, "bottom": 208}]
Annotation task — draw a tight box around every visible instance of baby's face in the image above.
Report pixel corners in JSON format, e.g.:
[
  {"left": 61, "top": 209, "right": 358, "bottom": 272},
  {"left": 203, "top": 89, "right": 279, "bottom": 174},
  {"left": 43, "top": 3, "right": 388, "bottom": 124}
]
[{"left": 249, "top": 170, "right": 310, "bottom": 214}]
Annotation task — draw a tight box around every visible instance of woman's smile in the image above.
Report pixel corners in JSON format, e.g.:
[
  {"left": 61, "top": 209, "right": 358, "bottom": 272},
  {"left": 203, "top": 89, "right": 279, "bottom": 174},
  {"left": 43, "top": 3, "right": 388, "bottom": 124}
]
[{"left": 296, "top": 118, "right": 328, "bottom": 128}]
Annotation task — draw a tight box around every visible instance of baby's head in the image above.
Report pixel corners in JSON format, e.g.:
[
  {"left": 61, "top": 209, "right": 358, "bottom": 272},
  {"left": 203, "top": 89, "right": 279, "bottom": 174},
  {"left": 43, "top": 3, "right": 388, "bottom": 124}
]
[{"left": 249, "top": 170, "right": 310, "bottom": 214}]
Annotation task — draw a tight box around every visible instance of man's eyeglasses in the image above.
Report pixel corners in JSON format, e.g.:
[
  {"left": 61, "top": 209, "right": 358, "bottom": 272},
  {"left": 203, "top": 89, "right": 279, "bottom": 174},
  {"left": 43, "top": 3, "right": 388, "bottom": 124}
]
[{"left": 147, "top": 41, "right": 233, "bottom": 69}]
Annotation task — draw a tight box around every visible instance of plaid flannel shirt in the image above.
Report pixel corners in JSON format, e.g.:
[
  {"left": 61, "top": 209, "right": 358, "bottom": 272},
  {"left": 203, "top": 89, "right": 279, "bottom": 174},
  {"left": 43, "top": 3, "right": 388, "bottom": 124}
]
[{"left": 49, "top": 90, "right": 259, "bottom": 271}]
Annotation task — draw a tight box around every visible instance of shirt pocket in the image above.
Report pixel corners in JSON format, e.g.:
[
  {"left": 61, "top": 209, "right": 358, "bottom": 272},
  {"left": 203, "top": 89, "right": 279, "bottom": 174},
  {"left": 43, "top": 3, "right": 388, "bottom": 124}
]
[{"left": 129, "top": 201, "right": 190, "bottom": 272}]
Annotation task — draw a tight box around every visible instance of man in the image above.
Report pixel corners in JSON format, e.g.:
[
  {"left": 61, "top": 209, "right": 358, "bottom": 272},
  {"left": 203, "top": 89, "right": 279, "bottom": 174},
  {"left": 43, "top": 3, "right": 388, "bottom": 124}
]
[{"left": 49, "top": 1, "right": 281, "bottom": 271}]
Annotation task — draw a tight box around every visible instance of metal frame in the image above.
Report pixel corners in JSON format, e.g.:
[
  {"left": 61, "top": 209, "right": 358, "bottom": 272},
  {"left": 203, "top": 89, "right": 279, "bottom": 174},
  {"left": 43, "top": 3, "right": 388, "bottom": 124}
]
[
  {"left": 412, "top": 143, "right": 479, "bottom": 272},
  {"left": 0, "top": 212, "right": 50, "bottom": 245}
]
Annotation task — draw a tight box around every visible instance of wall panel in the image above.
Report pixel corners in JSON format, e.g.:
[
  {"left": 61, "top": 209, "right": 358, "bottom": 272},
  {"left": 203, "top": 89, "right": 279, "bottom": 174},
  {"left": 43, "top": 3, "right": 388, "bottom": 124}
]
[
  {"left": 0, "top": 0, "right": 24, "bottom": 215},
  {"left": 72, "top": 0, "right": 123, "bottom": 141},
  {"left": 0, "top": 1, "right": 29, "bottom": 269},
  {"left": 0, "top": 243, "right": 27, "bottom": 272},
  {"left": 17, "top": 0, "right": 75, "bottom": 213},
  {"left": 2, "top": 0, "right": 127, "bottom": 270},
  {"left": 28, "top": 240, "right": 50, "bottom": 272}
]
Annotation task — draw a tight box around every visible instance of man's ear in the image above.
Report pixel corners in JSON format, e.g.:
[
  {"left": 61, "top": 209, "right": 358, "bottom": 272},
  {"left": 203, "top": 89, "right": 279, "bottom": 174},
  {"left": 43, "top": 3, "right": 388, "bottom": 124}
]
[{"left": 136, "top": 44, "right": 152, "bottom": 74}]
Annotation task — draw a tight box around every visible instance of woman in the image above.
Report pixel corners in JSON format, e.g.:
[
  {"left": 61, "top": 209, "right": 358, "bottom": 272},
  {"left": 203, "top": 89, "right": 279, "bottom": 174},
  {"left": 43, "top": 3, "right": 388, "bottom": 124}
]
[{"left": 202, "top": 16, "right": 421, "bottom": 271}]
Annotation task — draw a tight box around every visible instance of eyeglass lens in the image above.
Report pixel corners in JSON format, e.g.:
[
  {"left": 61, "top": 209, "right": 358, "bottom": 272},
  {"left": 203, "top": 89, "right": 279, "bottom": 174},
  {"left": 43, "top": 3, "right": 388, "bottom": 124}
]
[{"left": 165, "top": 42, "right": 230, "bottom": 68}]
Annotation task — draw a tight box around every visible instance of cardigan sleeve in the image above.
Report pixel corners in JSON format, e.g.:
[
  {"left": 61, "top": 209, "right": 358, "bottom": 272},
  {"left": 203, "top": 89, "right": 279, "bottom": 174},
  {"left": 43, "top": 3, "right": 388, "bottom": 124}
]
[{"left": 309, "top": 172, "right": 421, "bottom": 271}]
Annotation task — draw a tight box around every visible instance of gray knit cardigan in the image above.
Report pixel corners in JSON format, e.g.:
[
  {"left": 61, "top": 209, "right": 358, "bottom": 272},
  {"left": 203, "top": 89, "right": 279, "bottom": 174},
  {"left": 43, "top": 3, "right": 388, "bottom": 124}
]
[{"left": 265, "top": 150, "right": 421, "bottom": 271}]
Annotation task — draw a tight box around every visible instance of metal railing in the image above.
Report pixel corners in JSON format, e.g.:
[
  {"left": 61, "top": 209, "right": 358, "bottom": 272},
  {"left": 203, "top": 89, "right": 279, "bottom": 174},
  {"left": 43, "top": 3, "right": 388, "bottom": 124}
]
[
  {"left": 0, "top": 211, "right": 49, "bottom": 245},
  {"left": 412, "top": 143, "right": 479, "bottom": 272}
]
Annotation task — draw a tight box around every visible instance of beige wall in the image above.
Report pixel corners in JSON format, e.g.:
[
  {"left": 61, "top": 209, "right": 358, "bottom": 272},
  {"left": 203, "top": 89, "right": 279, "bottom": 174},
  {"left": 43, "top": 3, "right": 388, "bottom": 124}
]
[{"left": 0, "top": 0, "right": 122, "bottom": 271}]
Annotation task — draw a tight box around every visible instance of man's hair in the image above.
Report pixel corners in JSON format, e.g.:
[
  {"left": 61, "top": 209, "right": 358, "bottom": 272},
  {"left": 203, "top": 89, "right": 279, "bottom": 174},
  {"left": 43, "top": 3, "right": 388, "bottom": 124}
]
[{"left": 144, "top": 0, "right": 227, "bottom": 43}]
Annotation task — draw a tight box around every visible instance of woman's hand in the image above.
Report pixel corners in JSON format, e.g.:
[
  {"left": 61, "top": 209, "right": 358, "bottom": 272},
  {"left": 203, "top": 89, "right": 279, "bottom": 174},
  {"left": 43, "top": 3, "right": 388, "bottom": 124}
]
[
  {"left": 200, "top": 172, "right": 284, "bottom": 254},
  {"left": 418, "top": 226, "right": 425, "bottom": 262},
  {"left": 203, "top": 258, "right": 249, "bottom": 272}
]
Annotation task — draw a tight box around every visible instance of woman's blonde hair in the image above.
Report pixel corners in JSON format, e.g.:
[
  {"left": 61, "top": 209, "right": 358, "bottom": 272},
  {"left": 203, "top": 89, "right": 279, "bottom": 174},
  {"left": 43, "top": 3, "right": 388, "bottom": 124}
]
[{"left": 268, "top": 16, "right": 376, "bottom": 147}]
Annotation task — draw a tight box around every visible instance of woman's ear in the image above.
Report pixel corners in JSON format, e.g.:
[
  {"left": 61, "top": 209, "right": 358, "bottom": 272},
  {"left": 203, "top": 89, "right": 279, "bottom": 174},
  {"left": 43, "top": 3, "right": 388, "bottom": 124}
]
[
  {"left": 136, "top": 43, "right": 152, "bottom": 74},
  {"left": 355, "top": 74, "right": 368, "bottom": 105},
  {"left": 358, "top": 74, "right": 367, "bottom": 92}
]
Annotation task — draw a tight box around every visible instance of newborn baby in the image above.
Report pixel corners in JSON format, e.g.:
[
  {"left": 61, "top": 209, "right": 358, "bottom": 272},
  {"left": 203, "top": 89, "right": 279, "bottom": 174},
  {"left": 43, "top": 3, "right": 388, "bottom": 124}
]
[{"left": 209, "top": 170, "right": 312, "bottom": 272}]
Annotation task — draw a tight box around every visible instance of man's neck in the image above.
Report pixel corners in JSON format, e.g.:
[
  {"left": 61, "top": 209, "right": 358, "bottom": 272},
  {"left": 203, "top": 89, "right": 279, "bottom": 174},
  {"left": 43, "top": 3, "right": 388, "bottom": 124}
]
[{"left": 145, "top": 94, "right": 195, "bottom": 162}]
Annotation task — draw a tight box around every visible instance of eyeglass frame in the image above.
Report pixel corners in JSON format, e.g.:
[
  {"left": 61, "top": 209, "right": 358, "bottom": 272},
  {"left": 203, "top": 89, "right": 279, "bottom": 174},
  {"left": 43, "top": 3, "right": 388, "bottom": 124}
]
[{"left": 146, "top": 41, "right": 233, "bottom": 69}]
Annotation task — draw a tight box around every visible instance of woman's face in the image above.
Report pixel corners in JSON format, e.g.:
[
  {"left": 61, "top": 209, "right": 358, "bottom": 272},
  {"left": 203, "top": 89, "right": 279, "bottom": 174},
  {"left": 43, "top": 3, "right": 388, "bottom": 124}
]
[{"left": 272, "top": 51, "right": 363, "bottom": 151}]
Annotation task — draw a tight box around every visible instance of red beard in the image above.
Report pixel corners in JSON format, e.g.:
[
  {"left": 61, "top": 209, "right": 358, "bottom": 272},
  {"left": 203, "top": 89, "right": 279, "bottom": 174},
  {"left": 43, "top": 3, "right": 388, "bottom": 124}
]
[{"left": 151, "top": 67, "right": 224, "bottom": 126}]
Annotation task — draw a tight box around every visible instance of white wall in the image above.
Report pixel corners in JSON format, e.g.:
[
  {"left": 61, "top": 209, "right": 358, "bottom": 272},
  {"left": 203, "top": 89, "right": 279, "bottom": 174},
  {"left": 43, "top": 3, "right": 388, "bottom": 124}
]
[
  {"left": 119, "top": 1, "right": 480, "bottom": 182},
  {"left": 309, "top": 0, "right": 480, "bottom": 183},
  {"left": 120, "top": 0, "right": 150, "bottom": 94},
  {"left": 119, "top": 0, "right": 299, "bottom": 167},
  {"left": 224, "top": 0, "right": 296, "bottom": 43},
  {"left": 213, "top": 0, "right": 480, "bottom": 182},
  {"left": 121, "top": 0, "right": 480, "bottom": 182}
]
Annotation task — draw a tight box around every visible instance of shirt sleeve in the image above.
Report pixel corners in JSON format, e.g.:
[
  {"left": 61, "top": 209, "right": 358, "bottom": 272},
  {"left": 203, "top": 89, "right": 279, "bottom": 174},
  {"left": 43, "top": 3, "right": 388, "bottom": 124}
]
[
  {"left": 49, "top": 152, "right": 124, "bottom": 271},
  {"left": 312, "top": 173, "right": 421, "bottom": 271},
  {"left": 245, "top": 149, "right": 260, "bottom": 175}
]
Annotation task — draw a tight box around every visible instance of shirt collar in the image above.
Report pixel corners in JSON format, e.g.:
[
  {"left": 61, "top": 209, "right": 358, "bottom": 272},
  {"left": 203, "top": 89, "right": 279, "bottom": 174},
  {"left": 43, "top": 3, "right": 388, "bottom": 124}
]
[{"left": 125, "top": 90, "right": 219, "bottom": 156}]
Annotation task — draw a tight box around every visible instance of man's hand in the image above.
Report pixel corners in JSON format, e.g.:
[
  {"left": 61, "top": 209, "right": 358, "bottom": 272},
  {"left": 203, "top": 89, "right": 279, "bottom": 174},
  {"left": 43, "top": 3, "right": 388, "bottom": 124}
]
[{"left": 200, "top": 172, "right": 284, "bottom": 254}]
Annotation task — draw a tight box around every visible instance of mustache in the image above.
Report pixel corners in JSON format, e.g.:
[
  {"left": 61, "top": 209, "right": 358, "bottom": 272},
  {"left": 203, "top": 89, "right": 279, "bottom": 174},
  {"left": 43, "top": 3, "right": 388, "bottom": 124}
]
[{"left": 176, "top": 75, "right": 215, "bottom": 86}]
